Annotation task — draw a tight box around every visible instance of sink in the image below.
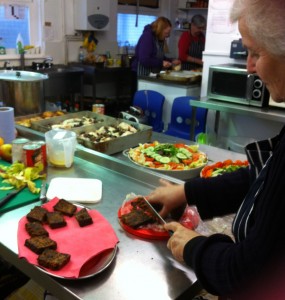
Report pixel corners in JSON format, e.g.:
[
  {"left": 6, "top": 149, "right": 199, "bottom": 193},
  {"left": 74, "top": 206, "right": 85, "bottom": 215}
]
[
  {"left": 26, "top": 64, "right": 84, "bottom": 76},
  {"left": 0, "top": 70, "right": 48, "bottom": 81}
]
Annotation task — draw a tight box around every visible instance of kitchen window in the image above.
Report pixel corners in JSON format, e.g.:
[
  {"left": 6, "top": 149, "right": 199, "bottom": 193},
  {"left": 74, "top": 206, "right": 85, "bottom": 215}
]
[
  {"left": 117, "top": 13, "right": 156, "bottom": 48},
  {"left": 0, "top": 0, "right": 43, "bottom": 56}
]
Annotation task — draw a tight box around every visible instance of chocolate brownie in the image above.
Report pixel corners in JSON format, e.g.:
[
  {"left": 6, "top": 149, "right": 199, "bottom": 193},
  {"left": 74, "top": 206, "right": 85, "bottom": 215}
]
[
  {"left": 26, "top": 206, "right": 48, "bottom": 223},
  {"left": 24, "top": 236, "right": 57, "bottom": 254},
  {"left": 25, "top": 222, "right": 49, "bottom": 237},
  {"left": 53, "top": 199, "right": 77, "bottom": 217},
  {"left": 75, "top": 208, "right": 93, "bottom": 227},
  {"left": 37, "top": 249, "right": 71, "bottom": 271},
  {"left": 120, "top": 209, "right": 155, "bottom": 228},
  {"left": 46, "top": 212, "right": 67, "bottom": 229}
]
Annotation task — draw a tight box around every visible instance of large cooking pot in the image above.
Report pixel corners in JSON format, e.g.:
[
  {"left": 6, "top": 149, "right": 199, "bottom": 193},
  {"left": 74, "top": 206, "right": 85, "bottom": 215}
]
[{"left": 0, "top": 70, "right": 48, "bottom": 116}]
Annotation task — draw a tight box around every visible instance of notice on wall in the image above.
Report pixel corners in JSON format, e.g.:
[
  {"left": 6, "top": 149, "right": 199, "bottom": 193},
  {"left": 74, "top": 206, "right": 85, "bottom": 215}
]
[
  {"left": 204, "top": 0, "right": 240, "bottom": 55},
  {"left": 208, "top": 9, "right": 236, "bottom": 34},
  {"left": 44, "top": 0, "right": 63, "bottom": 42},
  {"left": 210, "top": 0, "right": 234, "bottom": 10}
]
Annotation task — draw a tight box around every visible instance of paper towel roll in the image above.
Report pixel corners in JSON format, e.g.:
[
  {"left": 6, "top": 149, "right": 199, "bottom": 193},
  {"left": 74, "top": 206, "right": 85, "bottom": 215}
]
[{"left": 0, "top": 107, "right": 15, "bottom": 143}]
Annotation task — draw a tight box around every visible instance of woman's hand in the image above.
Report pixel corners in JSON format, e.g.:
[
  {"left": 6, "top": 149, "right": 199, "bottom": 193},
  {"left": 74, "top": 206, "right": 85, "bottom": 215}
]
[
  {"left": 172, "top": 59, "right": 181, "bottom": 66},
  {"left": 163, "top": 60, "right": 172, "bottom": 68},
  {"left": 147, "top": 179, "right": 186, "bottom": 218},
  {"left": 165, "top": 222, "right": 201, "bottom": 262}
]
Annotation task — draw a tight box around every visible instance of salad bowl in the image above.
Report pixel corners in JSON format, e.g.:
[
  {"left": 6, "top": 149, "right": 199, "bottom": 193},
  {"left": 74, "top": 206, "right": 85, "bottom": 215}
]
[{"left": 128, "top": 141, "right": 208, "bottom": 180}]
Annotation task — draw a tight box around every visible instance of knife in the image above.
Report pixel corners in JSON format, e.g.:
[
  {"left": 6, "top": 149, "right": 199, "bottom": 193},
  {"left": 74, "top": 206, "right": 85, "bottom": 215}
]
[
  {"left": 39, "top": 181, "right": 48, "bottom": 204},
  {"left": 0, "top": 186, "right": 25, "bottom": 208},
  {"left": 142, "top": 196, "right": 173, "bottom": 235}
]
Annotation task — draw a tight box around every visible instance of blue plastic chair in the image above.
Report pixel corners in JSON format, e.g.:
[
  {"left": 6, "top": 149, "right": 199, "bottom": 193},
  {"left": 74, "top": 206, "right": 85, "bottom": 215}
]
[
  {"left": 165, "top": 96, "right": 208, "bottom": 140},
  {"left": 133, "top": 90, "right": 165, "bottom": 132}
]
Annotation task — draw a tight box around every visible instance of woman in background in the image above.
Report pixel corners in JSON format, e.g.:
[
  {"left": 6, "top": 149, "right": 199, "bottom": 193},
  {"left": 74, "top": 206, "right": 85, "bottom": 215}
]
[
  {"left": 131, "top": 16, "right": 180, "bottom": 77},
  {"left": 178, "top": 14, "right": 206, "bottom": 70}
]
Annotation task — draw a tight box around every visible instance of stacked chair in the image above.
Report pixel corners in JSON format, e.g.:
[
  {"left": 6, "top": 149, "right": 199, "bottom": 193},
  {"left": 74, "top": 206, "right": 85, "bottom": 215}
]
[
  {"left": 165, "top": 96, "right": 208, "bottom": 140},
  {"left": 133, "top": 90, "right": 165, "bottom": 132}
]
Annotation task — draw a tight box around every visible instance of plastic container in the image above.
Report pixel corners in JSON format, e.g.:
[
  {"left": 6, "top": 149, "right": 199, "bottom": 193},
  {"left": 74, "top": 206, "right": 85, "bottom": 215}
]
[
  {"left": 0, "top": 37, "right": 6, "bottom": 55},
  {"left": 16, "top": 33, "right": 24, "bottom": 54},
  {"left": 45, "top": 129, "right": 77, "bottom": 168},
  {"left": 78, "top": 46, "right": 85, "bottom": 62}
]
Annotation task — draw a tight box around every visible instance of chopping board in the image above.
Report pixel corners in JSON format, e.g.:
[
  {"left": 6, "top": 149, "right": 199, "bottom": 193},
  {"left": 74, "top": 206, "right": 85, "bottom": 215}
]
[
  {"left": 0, "top": 160, "right": 42, "bottom": 214},
  {"left": 46, "top": 177, "right": 102, "bottom": 203}
]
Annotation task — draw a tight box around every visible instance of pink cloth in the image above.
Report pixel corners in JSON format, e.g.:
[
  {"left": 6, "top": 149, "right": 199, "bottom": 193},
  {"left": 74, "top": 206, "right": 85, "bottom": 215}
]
[{"left": 18, "top": 197, "right": 119, "bottom": 278}]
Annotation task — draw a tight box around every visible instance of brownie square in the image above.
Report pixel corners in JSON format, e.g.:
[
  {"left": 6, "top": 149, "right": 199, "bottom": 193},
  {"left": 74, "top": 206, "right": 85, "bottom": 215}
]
[
  {"left": 75, "top": 208, "right": 93, "bottom": 227},
  {"left": 46, "top": 212, "right": 67, "bottom": 229},
  {"left": 24, "top": 236, "right": 57, "bottom": 254},
  {"left": 26, "top": 206, "right": 48, "bottom": 223},
  {"left": 53, "top": 199, "right": 77, "bottom": 217},
  {"left": 38, "top": 249, "right": 71, "bottom": 271},
  {"left": 25, "top": 222, "right": 49, "bottom": 237}
]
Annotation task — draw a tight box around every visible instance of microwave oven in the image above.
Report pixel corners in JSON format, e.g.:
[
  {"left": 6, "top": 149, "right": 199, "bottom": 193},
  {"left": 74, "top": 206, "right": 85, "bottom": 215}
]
[{"left": 207, "top": 64, "right": 269, "bottom": 107}]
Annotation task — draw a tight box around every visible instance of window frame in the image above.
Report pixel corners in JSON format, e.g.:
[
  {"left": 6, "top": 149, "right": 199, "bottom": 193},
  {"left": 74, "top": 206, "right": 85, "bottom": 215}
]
[{"left": 0, "top": 0, "right": 44, "bottom": 60}]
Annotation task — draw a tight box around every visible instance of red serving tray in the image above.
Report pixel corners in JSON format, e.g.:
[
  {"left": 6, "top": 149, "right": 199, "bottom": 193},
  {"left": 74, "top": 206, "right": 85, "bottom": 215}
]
[{"left": 118, "top": 198, "right": 199, "bottom": 240}]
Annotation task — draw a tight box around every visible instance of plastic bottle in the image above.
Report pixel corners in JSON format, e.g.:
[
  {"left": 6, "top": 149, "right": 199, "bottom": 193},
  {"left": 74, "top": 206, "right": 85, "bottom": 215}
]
[
  {"left": 16, "top": 33, "right": 24, "bottom": 54},
  {"left": 78, "top": 46, "right": 85, "bottom": 62},
  {"left": 0, "top": 37, "right": 6, "bottom": 55}
]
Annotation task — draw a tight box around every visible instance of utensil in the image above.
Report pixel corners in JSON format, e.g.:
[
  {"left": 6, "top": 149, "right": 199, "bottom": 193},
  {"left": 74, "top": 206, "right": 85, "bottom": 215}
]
[
  {"left": 39, "top": 181, "right": 47, "bottom": 204},
  {"left": 0, "top": 186, "right": 25, "bottom": 208},
  {"left": 142, "top": 197, "right": 173, "bottom": 235},
  {"left": 45, "top": 129, "right": 77, "bottom": 168}
]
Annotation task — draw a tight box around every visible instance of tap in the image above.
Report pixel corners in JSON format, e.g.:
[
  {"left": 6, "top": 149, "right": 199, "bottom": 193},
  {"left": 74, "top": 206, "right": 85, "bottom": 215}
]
[
  {"left": 20, "top": 52, "right": 25, "bottom": 70},
  {"left": 3, "top": 61, "right": 11, "bottom": 70},
  {"left": 42, "top": 57, "right": 53, "bottom": 68}
]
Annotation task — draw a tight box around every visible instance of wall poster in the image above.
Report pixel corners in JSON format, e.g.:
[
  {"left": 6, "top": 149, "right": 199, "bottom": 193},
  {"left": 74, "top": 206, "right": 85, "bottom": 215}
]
[{"left": 118, "top": 0, "right": 159, "bottom": 9}]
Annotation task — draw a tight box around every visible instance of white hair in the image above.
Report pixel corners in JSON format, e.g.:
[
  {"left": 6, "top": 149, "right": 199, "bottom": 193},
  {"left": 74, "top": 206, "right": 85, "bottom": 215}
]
[{"left": 230, "top": 0, "right": 285, "bottom": 57}]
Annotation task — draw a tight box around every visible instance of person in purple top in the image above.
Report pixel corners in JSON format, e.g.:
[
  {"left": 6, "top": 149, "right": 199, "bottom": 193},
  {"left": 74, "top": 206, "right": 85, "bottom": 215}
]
[{"left": 131, "top": 16, "right": 180, "bottom": 77}]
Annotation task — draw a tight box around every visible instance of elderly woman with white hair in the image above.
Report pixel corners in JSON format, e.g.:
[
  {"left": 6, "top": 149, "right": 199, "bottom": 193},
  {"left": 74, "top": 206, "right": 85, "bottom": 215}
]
[{"left": 148, "top": 0, "right": 285, "bottom": 298}]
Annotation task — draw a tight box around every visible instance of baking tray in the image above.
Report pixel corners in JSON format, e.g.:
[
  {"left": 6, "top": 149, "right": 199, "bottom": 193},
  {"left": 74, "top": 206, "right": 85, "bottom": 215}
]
[
  {"left": 15, "top": 112, "right": 67, "bottom": 128},
  {"left": 73, "top": 119, "right": 153, "bottom": 155},
  {"left": 30, "top": 111, "right": 109, "bottom": 133},
  {"left": 159, "top": 70, "right": 202, "bottom": 83}
]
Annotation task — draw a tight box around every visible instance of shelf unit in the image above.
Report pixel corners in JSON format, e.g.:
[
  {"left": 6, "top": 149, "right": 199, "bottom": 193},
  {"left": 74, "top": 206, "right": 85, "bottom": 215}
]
[{"left": 175, "top": 7, "right": 208, "bottom": 31}]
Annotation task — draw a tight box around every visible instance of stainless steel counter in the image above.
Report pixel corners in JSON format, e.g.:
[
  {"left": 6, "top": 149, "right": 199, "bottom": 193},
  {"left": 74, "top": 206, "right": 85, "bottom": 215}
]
[
  {"left": 190, "top": 98, "right": 285, "bottom": 140},
  {"left": 0, "top": 127, "right": 246, "bottom": 300}
]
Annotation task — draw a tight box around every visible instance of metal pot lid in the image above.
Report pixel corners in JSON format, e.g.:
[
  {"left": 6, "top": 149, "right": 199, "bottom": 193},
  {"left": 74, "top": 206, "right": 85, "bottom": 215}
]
[{"left": 0, "top": 70, "right": 48, "bottom": 82}]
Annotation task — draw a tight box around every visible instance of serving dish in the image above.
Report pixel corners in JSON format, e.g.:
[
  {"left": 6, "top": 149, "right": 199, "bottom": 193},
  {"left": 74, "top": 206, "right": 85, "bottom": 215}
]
[
  {"left": 200, "top": 159, "right": 249, "bottom": 178},
  {"left": 118, "top": 197, "right": 200, "bottom": 240},
  {"left": 128, "top": 142, "right": 208, "bottom": 180},
  {"left": 159, "top": 70, "right": 202, "bottom": 83},
  {"left": 18, "top": 198, "right": 119, "bottom": 279},
  {"left": 38, "top": 245, "right": 118, "bottom": 280}
]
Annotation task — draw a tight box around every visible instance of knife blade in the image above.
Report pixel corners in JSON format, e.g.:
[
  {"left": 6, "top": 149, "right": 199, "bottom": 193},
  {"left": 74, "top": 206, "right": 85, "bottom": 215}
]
[
  {"left": 142, "top": 196, "right": 166, "bottom": 225},
  {"left": 142, "top": 196, "right": 173, "bottom": 235},
  {"left": 39, "top": 181, "right": 47, "bottom": 204},
  {"left": 0, "top": 186, "right": 25, "bottom": 208}
]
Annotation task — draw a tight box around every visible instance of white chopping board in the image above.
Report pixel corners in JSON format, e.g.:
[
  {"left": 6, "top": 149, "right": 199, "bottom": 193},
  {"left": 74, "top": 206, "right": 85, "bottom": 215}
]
[{"left": 46, "top": 177, "right": 102, "bottom": 203}]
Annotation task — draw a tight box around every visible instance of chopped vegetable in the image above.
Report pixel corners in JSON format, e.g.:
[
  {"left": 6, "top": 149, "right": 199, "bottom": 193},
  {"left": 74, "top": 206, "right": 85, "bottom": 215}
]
[
  {"left": 0, "top": 162, "right": 46, "bottom": 193},
  {"left": 129, "top": 141, "right": 207, "bottom": 171},
  {"left": 200, "top": 159, "right": 249, "bottom": 178}
]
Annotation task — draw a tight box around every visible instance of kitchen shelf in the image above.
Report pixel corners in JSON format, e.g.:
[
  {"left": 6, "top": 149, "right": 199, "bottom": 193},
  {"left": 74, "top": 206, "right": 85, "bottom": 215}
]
[{"left": 178, "top": 8, "right": 208, "bottom": 11}]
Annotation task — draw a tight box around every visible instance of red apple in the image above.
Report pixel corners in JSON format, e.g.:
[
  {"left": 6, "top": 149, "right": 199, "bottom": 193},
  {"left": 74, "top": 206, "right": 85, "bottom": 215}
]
[{"left": 0, "top": 144, "right": 12, "bottom": 162}]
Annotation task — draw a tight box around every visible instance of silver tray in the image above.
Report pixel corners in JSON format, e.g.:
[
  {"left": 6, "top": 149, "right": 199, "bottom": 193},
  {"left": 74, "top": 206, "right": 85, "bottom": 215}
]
[
  {"left": 38, "top": 245, "right": 118, "bottom": 280},
  {"left": 30, "top": 111, "right": 109, "bottom": 133},
  {"left": 74, "top": 120, "right": 152, "bottom": 155}
]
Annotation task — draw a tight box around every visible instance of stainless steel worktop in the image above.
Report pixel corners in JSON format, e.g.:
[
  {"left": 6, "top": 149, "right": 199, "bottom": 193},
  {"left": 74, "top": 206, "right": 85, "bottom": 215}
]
[
  {"left": 0, "top": 127, "right": 246, "bottom": 300},
  {"left": 190, "top": 98, "right": 285, "bottom": 140}
]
